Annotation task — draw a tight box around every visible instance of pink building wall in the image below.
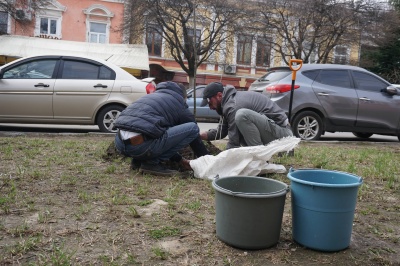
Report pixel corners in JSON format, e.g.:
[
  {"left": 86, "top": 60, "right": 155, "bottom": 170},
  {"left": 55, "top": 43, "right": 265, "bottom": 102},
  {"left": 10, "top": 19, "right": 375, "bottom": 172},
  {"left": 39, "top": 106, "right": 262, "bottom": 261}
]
[{"left": 11, "top": 0, "right": 124, "bottom": 44}]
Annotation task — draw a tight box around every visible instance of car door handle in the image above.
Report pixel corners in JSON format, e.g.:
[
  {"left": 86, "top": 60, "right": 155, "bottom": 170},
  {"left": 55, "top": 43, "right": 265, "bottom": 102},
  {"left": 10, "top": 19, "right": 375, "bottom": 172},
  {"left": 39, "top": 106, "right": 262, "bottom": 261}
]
[
  {"left": 359, "top": 97, "right": 370, "bottom": 101},
  {"left": 34, "top": 83, "right": 50, "bottom": 87},
  {"left": 94, "top": 84, "right": 108, "bottom": 88},
  {"left": 317, "top": 92, "right": 329, "bottom": 96}
]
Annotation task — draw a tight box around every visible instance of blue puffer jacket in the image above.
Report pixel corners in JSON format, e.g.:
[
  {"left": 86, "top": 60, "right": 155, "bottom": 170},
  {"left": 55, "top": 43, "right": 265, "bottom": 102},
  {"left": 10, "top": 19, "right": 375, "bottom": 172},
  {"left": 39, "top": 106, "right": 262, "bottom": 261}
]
[{"left": 115, "top": 81, "right": 195, "bottom": 138}]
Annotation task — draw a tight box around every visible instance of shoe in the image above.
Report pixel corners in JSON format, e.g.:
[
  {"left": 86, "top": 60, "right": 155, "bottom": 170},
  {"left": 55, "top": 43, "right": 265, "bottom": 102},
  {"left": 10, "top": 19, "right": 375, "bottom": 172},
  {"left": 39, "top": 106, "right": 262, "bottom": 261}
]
[
  {"left": 180, "top": 158, "right": 193, "bottom": 171},
  {"left": 131, "top": 158, "right": 141, "bottom": 170},
  {"left": 140, "top": 162, "right": 179, "bottom": 176}
]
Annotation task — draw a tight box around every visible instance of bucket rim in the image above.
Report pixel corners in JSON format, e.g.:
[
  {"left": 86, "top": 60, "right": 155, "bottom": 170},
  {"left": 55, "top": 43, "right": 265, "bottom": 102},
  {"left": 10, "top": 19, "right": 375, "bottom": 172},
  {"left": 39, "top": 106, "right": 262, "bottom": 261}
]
[
  {"left": 212, "top": 176, "right": 289, "bottom": 198},
  {"left": 287, "top": 168, "right": 363, "bottom": 188}
]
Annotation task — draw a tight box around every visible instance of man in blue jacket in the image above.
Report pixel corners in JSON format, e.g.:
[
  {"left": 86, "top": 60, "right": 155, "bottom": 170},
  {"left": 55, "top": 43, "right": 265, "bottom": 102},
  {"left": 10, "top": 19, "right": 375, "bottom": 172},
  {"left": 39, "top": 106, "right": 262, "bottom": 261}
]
[{"left": 114, "top": 81, "right": 209, "bottom": 176}]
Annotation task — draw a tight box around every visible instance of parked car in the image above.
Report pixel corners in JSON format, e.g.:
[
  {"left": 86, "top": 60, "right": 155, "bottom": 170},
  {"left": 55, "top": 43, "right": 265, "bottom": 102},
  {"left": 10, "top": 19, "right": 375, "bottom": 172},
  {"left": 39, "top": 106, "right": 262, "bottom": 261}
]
[
  {"left": 186, "top": 85, "right": 220, "bottom": 120},
  {"left": 249, "top": 64, "right": 400, "bottom": 141},
  {"left": 0, "top": 55, "right": 156, "bottom": 133}
]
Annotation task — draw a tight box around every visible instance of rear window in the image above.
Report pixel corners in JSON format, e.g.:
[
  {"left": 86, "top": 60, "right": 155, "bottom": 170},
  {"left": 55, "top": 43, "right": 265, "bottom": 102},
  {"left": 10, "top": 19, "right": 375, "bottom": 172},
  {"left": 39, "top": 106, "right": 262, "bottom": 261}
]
[
  {"left": 61, "top": 60, "right": 115, "bottom": 80},
  {"left": 259, "top": 70, "right": 290, "bottom": 82},
  {"left": 302, "top": 70, "right": 320, "bottom": 81},
  {"left": 315, "top": 69, "right": 352, "bottom": 88}
]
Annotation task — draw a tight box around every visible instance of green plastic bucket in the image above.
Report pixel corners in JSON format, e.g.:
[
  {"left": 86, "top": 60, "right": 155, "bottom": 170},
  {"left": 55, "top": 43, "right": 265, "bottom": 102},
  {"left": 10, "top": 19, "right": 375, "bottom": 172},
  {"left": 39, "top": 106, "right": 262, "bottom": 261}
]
[
  {"left": 287, "top": 168, "right": 363, "bottom": 252},
  {"left": 212, "top": 176, "right": 289, "bottom": 249}
]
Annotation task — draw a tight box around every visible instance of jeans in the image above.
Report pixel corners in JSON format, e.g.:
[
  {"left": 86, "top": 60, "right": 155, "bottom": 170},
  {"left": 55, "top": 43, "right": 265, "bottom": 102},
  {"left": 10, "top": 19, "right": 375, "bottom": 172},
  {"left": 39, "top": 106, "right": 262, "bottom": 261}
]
[
  {"left": 235, "top": 108, "right": 293, "bottom": 146},
  {"left": 115, "top": 122, "right": 206, "bottom": 164}
]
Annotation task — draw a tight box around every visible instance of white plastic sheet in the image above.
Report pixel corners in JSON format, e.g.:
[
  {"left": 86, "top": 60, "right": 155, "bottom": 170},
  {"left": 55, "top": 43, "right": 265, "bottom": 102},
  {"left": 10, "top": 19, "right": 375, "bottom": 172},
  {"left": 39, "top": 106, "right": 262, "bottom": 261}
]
[{"left": 190, "top": 136, "right": 301, "bottom": 180}]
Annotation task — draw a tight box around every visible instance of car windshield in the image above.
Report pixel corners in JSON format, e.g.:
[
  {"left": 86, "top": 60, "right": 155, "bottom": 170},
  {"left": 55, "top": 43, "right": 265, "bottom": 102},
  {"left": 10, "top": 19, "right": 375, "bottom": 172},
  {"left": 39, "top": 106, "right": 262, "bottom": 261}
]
[{"left": 259, "top": 71, "right": 290, "bottom": 82}]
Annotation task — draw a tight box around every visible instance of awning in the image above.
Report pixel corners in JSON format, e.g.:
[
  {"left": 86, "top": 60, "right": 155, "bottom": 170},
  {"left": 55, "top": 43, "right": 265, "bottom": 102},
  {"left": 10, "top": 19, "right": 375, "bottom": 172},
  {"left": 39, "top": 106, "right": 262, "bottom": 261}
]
[{"left": 0, "top": 35, "right": 150, "bottom": 71}]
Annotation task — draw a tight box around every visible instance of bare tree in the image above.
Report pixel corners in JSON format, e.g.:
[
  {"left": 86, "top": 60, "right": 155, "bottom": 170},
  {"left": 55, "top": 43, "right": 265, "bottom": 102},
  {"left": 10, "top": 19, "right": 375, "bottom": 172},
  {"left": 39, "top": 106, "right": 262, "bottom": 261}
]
[
  {"left": 123, "top": 0, "right": 248, "bottom": 87},
  {"left": 252, "top": 0, "right": 395, "bottom": 65},
  {"left": 390, "top": 0, "right": 400, "bottom": 10}
]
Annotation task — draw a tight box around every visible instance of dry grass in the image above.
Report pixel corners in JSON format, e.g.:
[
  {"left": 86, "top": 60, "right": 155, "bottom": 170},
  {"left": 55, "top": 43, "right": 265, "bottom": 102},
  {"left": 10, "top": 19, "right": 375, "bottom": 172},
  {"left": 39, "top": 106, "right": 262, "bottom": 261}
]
[{"left": 0, "top": 134, "right": 399, "bottom": 265}]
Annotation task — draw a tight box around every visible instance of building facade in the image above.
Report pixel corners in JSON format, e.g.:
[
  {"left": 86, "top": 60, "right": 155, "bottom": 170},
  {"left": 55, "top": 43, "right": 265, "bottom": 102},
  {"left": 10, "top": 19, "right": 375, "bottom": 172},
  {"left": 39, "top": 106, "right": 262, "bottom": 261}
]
[
  {"left": 0, "top": 0, "right": 360, "bottom": 89},
  {"left": 0, "top": 0, "right": 125, "bottom": 65}
]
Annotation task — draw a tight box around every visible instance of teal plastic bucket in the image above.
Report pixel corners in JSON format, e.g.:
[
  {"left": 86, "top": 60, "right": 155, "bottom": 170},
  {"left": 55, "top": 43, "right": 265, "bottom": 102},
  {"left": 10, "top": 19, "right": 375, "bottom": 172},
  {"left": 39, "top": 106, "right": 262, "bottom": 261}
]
[
  {"left": 212, "top": 176, "right": 289, "bottom": 249},
  {"left": 287, "top": 168, "right": 363, "bottom": 252}
]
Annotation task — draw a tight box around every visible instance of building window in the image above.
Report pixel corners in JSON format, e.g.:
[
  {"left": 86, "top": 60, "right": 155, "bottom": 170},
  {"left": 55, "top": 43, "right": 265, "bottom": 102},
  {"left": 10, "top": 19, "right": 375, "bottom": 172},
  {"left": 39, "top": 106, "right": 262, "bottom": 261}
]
[
  {"left": 34, "top": 1, "right": 66, "bottom": 39},
  {"left": 237, "top": 35, "right": 252, "bottom": 65},
  {"left": 84, "top": 5, "right": 113, "bottom": 44},
  {"left": 187, "top": 27, "right": 201, "bottom": 45},
  {"left": 334, "top": 46, "right": 349, "bottom": 65},
  {"left": 89, "top": 22, "right": 107, "bottom": 43},
  {"left": 256, "top": 37, "right": 271, "bottom": 67},
  {"left": 0, "top": 11, "right": 9, "bottom": 34},
  {"left": 40, "top": 17, "right": 57, "bottom": 35},
  {"left": 35, "top": 16, "right": 62, "bottom": 38},
  {"left": 146, "top": 25, "right": 162, "bottom": 56},
  {"left": 303, "top": 41, "right": 318, "bottom": 63}
]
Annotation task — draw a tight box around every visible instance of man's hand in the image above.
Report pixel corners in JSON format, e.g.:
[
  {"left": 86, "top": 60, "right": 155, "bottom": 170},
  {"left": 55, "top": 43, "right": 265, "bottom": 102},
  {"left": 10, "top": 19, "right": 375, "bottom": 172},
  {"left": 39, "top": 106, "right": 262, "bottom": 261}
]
[{"left": 200, "top": 131, "right": 208, "bottom": 141}]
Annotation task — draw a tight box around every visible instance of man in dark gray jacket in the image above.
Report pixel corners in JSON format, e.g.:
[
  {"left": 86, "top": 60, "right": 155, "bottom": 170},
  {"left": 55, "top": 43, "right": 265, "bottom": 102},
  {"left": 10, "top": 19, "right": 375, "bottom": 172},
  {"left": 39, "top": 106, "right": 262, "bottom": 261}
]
[
  {"left": 199, "top": 82, "right": 292, "bottom": 149},
  {"left": 114, "top": 81, "right": 209, "bottom": 176}
]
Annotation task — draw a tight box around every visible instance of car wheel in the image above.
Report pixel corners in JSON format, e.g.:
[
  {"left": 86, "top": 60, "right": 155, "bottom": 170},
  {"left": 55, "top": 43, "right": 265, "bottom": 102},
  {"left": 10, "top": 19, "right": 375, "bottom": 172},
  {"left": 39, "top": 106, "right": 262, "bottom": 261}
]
[
  {"left": 292, "top": 111, "right": 323, "bottom": 140},
  {"left": 96, "top": 105, "right": 125, "bottom": 133},
  {"left": 352, "top": 132, "right": 373, "bottom": 139}
]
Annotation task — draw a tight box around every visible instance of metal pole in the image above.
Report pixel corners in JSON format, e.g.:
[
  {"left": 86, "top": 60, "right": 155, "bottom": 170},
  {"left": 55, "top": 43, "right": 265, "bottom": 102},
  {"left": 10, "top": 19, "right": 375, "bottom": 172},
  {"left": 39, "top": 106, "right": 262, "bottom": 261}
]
[{"left": 193, "top": 0, "right": 197, "bottom": 116}]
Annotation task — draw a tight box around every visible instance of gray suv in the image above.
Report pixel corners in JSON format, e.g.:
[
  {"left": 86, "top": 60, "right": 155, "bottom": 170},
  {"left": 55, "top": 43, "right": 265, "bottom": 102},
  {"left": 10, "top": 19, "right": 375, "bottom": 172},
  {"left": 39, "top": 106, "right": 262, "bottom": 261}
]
[{"left": 248, "top": 64, "right": 400, "bottom": 141}]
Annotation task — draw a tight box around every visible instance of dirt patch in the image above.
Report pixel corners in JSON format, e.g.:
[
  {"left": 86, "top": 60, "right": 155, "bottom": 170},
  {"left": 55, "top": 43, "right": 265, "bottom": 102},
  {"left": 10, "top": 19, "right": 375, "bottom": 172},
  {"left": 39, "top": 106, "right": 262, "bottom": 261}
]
[{"left": 0, "top": 135, "right": 399, "bottom": 265}]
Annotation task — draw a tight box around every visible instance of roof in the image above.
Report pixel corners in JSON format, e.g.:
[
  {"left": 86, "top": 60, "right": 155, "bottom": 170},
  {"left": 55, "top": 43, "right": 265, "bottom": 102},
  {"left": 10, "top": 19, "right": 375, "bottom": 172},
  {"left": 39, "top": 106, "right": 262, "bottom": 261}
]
[{"left": 0, "top": 35, "right": 149, "bottom": 71}]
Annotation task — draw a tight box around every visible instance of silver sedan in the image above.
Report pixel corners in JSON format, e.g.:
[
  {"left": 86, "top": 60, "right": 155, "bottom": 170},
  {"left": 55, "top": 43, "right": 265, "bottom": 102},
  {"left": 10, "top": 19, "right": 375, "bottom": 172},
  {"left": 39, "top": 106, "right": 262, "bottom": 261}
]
[{"left": 0, "top": 55, "right": 156, "bottom": 132}]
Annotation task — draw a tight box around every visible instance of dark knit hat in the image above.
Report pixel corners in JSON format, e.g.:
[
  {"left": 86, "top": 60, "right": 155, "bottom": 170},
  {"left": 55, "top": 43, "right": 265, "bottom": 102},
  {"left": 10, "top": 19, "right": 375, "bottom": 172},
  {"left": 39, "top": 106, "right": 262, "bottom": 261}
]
[{"left": 200, "top": 82, "right": 224, "bottom": 106}]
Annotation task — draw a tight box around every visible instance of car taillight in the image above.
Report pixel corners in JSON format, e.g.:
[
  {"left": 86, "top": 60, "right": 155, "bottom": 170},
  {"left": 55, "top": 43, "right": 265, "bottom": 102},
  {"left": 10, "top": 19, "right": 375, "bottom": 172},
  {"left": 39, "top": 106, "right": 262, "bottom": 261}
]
[
  {"left": 146, "top": 83, "right": 156, "bottom": 94},
  {"left": 266, "top": 84, "right": 300, "bottom": 93}
]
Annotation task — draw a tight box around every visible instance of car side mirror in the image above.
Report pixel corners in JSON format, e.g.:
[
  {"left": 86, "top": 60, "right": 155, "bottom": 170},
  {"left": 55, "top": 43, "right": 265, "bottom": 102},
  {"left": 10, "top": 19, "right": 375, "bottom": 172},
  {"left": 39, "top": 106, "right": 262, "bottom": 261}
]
[
  {"left": 0, "top": 69, "right": 3, "bottom": 79},
  {"left": 382, "top": 85, "right": 398, "bottom": 96}
]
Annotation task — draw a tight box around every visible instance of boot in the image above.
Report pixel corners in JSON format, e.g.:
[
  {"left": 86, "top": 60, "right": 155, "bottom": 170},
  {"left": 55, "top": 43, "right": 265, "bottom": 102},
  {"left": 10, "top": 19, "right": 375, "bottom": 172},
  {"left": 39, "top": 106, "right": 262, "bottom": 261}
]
[{"left": 140, "top": 162, "right": 179, "bottom": 176}]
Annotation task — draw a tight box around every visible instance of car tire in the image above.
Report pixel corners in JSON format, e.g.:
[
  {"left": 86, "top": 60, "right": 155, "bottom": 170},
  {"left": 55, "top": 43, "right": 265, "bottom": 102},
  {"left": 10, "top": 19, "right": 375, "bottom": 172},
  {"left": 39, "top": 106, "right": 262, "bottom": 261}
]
[
  {"left": 292, "top": 111, "right": 323, "bottom": 140},
  {"left": 96, "top": 105, "right": 125, "bottom": 133},
  {"left": 352, "top": 132, "right": 373, "bottom": 139}
]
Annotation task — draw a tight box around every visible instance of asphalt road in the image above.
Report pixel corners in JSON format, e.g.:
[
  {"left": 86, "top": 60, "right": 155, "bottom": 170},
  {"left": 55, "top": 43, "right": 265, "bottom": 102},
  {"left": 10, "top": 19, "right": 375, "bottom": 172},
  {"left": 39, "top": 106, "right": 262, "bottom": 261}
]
[{"left": 0, "top": 122, "right": 398, "bottom": 142}]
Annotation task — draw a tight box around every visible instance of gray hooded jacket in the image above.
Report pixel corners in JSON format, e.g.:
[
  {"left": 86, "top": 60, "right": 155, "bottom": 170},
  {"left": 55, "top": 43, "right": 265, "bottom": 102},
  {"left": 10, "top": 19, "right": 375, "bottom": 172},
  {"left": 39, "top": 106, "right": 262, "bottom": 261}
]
[{"left": 206, "top": 85, "right": 288, "bottom": 149}]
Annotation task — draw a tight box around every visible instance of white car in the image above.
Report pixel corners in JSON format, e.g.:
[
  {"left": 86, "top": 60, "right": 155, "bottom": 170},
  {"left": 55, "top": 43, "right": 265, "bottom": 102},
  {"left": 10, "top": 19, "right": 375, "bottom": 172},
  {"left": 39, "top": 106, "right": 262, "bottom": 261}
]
[{"left": 0, "top": 55, "right": 155, "bottom": 132}]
